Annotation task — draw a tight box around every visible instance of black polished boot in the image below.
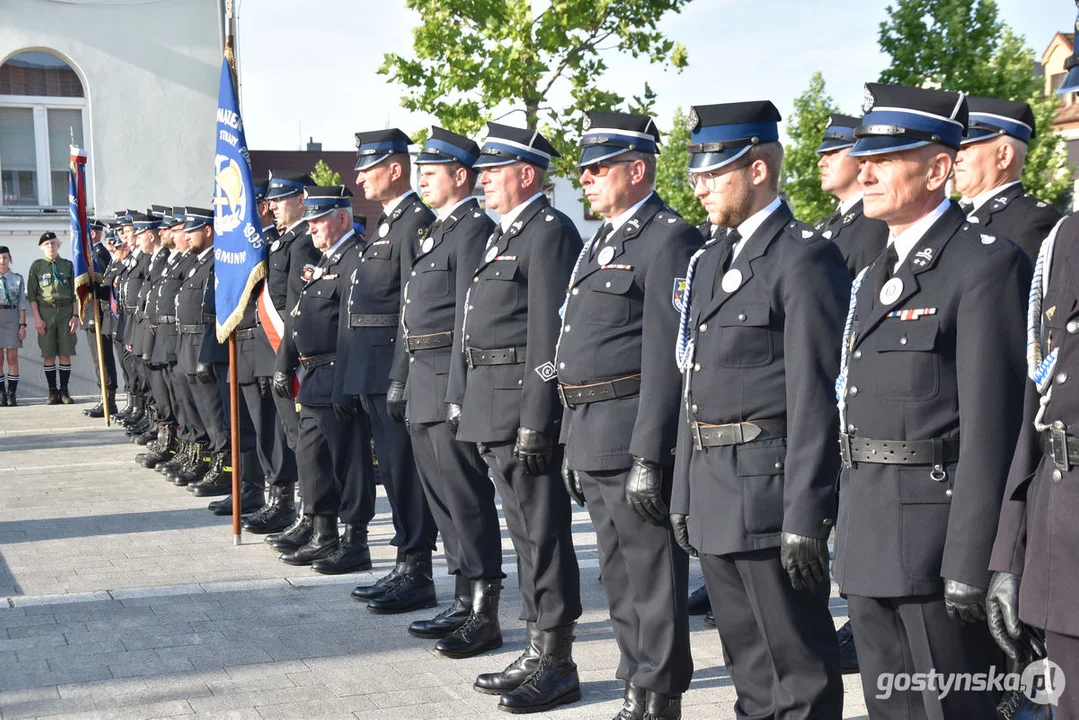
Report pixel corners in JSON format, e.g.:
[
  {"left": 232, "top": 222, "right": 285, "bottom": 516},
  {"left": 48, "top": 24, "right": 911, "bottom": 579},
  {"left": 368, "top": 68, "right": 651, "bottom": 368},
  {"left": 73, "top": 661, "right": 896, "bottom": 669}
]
[
  {"left": 84, "top": 401, "right": 102, "bottom": 417},
  {"left": 190, "top": 451, "right": 232, "bottom": 497},
  {"left": 641, "top": 691, "right": 680, "bottom": 720},
  {"left": 366, "top": 551, "right": 437, "bottom": 614},
  {"left": 119, "top": 394, "right": 141, "bottom": 425},
  {"left": 836, "top": 620, "right": 859, "bottom": 673},
  {"left": 613, "top": 682, "right": 647, "bottom": 720},
  {"left": 137, "top": 425, "right": 173, "bottom": 468},
  {"left": 208, "top": 485, "right": 264, "bottom": 516},
  {"left": 687, "top": 584, "right": 709, "bottom": 616},
  {"left": 159, "top": 439, "right": 191, "bottom": 476},
  {"left": 474, "top": 622, "right": 541, "bottom": 695},
  {"left": 311, "top": 523, "right": 372, "bottom": 574},
  {"left": 497, "top": 623, "right": 581, "bottom": 714},
  {"left": 409, "top": 574, "right": 471, "bottom": 639},
  {"left": 115, "top": 391, "right": 134, "bottom": 420},
  {"left": 173, "top": 444, "right": 211, "bottom": 486},
  {"left": 269, "top": 514, "right": 314, "bottom": 551},
  {"left": 134, "top": 423, "right": 159, "bottom": 445},
  {"left": 278, "top": 515, "right": 338, "bottom": 566},
  {"left": 435, "top": 578, "right": 503, "bottom": 659},
  {"left": 351, "top": 551, "right": 406, "bottom": 601},
  {"left": 243, "top": 484, "right": 296, "bottom": 534}
]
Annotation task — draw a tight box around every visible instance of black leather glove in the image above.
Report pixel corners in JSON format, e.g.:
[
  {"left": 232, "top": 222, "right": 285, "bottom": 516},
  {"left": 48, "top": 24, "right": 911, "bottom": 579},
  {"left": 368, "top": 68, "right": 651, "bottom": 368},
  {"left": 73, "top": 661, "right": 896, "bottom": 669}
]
[
  {"left": 987, "top": 572, "right": 1037, "bottom": 662},
  {"left": 195, "top": 362, "right": 215, "bottom": 384},
  {"left": 446, "top": 402, "right": 462, "bottom": 435},
  {"left": 670, "top": 513, "right": 696, "bottom": 557},
  {"left": 271, "top": 371, "right": 292, "bottom": 400},
  {"left": 944, "top": 578, "right": 988, "bottom": 625},
  {"left": 625, "top": 456, "right": 668, "bottom": 525},
  {"left": 512, "top": 426, "right": 551, "bottom": 476},
  {"left": 780, "top": 531, "right": 830, "bottom": 591},
  {"left": 562, "top": 454, "right": 585, "bottom": 507},
  {"left": 334, "top": 396, "right": 360, "bottom": 421},
  {"left": 387, "top": 380, "right": 407, "bottom": 423},
  {"left": 256, "top": 376, "right": 271, "bottom": 398}
]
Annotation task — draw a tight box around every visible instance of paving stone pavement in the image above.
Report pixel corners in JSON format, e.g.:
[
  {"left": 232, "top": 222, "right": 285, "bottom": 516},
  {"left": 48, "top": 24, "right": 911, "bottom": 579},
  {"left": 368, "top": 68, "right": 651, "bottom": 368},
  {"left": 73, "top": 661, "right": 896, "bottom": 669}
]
[{"left": 0, "top": 402, "right": 870, "bottom": 719}]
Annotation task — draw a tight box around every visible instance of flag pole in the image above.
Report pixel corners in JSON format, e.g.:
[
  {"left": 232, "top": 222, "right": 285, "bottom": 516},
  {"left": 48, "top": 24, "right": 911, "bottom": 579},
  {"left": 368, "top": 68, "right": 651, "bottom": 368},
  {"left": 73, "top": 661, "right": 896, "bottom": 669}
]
[
  {"left": 91, "top": 282, "right": 110, "bottom": 425},
  {"left": 225, "top": 0, "right": 242, "bottom": 545}
]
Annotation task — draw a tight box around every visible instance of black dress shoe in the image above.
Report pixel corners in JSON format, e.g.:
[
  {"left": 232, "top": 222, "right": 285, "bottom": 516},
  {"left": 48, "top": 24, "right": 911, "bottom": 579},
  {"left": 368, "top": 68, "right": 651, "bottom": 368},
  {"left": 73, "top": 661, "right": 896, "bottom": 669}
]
[
  {"left": 209, "top": 489, "right": 264, "bottom": 516},
  {"left": 613, "top": 682, "right": 647, "bottom": 720},
  {"left": 84, "top": 402, "right": 101, "bottom": 417},
  {"left": 474, "top": 622, "right": 541, "bottom": 694},
  {"left": 687, "top": 584, "right": 710, "bottom": 615},
  {"left": 351, "top": 552, "right": 406, "bottom": 600},
  {"left": 366, "top": 552, "right": 437, "bottom": 614},
  {"left": 497, "top": 624, "right": 581, "bottom": 714},
  {"left": 434, "top": 579, "right": 503, "bottom": 659},
  {"left": 836, "top": 620, "right": 859, "bottom": 673},
  {"left": 243, "top": 484, "right": 296, "bottom": 534},
  {"left": 409, "top": 575, "right": 471, "bottom": 639},
  {"left": 641, "top": 691, "right": 680, "bottom": 719},
  {"left": 311, "top": 524, "right": 372, "bottom": 574},
  {"left": 704, "top": 611, "right": 715, "bottom": 627},
  {"left": 269, "top": 514, "right": 314, "bottom": 551},
  {"left": 279, "top": 516, "right": 338, "bottom": 566}
]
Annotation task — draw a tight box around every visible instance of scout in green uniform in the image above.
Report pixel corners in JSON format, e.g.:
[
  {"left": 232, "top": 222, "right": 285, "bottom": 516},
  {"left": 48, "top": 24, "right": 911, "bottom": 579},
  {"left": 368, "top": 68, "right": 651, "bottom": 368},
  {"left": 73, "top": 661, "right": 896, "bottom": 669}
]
[{"left": 27, "top": 231, "right": 79, "bottom": 404}]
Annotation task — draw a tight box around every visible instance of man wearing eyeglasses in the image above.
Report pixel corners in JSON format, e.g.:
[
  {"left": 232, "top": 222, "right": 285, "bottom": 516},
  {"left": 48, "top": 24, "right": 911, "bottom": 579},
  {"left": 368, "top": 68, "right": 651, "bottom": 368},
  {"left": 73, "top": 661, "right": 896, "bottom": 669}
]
[
  {"left": 669, "top": 101, "right": 848, "bottom": 718},
  {"left": 555, "top": 111, "right": 699, "bottom": 720}
]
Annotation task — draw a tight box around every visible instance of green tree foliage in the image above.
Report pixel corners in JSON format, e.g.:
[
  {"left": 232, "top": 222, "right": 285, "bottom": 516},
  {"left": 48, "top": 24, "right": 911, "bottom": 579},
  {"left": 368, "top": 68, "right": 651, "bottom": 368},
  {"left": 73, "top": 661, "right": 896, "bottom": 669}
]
[
  {"left": 380, "top": 0, "right": 690, "bottom": 179},
  {"left": 311, "top": 159, "right": 341, "bottom": 186},
  {"left": 655, "top": 106, "right": 705, "bottom": 225},
  {"left": 878, "top": 0, "right": 1070, "bottom": 207},
  {"left": 782, "top": 72, "right": 839, "bottom": 226}
]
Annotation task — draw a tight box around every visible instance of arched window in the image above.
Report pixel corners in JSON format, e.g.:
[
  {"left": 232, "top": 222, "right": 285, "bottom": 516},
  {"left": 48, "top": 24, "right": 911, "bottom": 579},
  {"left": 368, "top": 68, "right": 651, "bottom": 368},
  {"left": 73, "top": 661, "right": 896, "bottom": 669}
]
[{"left": 0, "top": 51, "right": 88, "bottom": 209}]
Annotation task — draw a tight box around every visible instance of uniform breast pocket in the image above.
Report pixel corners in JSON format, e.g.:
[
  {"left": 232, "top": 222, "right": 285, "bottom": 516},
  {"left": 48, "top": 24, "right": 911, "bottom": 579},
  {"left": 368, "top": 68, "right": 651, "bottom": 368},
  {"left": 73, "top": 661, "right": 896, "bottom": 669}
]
[
  {"left": 866, "top": 320, "right": 940, "bottom": 401},
  {"left": 414, "top": 255, "right": 451, "bottom": 299},
  {"left": 716, "top": 303, "right": 773, "bottom": 367},
  {"left": 474, "top": 262, "right": 521, "bottom": 311},
  {"left": 363, "top": 247, "right": 396, "bottom": 286},
  {"left": 584, "top": 271, "right": 635, "bottom": 327},
  {"left": 736, "top": 440, "right": 786, "bottom": 535},
  {"left": 309, "top": 281, "right": 339, "bottom": 303}
]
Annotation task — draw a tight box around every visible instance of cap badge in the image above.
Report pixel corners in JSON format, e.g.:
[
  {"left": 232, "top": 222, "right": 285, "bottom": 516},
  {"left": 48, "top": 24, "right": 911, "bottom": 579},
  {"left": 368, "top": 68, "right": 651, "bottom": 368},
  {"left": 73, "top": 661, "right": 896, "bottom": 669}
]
[
  {"left": 685, "top": 107, "right": 700, "bottom": 132},
  {"left": 582, "top": 115, "right": 592, "bottom": 131},
  {"left": 863, "top": 86, "right": 875, "bottom": 113}
]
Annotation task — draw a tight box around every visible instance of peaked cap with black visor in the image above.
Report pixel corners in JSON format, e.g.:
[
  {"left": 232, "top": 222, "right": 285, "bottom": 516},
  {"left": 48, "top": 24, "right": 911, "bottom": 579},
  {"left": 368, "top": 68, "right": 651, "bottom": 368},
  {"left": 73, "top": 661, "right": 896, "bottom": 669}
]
[
  {"left": 848, "top": 83, "right": 968, "bottom": 157},
  {"left": 817, "top": 114, "right": 861, "bottom": 154},
  {"left": 302, "top": 185, "right": 353, "bottom": 221},
  {"left": 415, "top": 126, "right": 480, "bottom": 168},
  {"left": 472, "top": 122, "right": 559, "bottom": 170},
  {"left": 577, "top": 110, "right": 660, "bottom": 167},
  {"left": 264, "top": 171, "right": 312, "bottom": 201},
  {"left": 961, "top": 96, "right": 1035, "bottom": 146},
  {"left": 354, "top": 129, "right": 412, "bottom": 171}
]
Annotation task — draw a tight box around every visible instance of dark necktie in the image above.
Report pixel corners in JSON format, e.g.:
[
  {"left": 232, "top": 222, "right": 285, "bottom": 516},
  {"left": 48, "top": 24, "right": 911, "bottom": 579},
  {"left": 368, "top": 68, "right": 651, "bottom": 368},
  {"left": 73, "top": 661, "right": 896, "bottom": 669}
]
[
  {"left": 486, "top": 225, "right": 504, "bottom": 250},
  {"left": 875, "top": 243, "right": 900, "bottom": 297},
  {"left": 958, "top": 199, "right": 974, "bottom": 215},
  {"left": 824, "top": 208, "right": 843, "bottom": 231},
  {"left": 376, "top": 212, "right": 388, "bottom": 226},
  {"left": 429, "top": 219, "right": 444, "bottom": 237},
  {"left": 713, "top": 229, "right": 741, "bottom": 291},
  {"left": 589, "top": 222, "right": 614, "bottom": 260}
]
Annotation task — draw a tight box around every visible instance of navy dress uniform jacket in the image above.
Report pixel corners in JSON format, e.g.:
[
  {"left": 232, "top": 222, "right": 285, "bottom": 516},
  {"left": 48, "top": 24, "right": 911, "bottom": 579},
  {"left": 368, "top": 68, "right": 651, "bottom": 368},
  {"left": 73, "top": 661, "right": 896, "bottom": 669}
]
[
  {"left": 557, "top": 193, "right": 702, "bottom": 470},
  {"left": 277, "top": 237, "right": 357, "bottom": 407},
  {"left": 834, "top": 203, "right": 1031, "bottom": 598},
  {"left": 403, "top": 198, "right": 493, "bottom": 424},
  {"left": 966, "top": 183, "right": 1062, "bottom": 261},
  {"left": 149, "top": 251, "right": 194, "bottom": 367},
  {"left": 267, "top": 221, "right": 318, "bottom": 315},
  {"left": 175, "top": 251, "right": 223, "bottom": 375},
  {"left": 819, "top": 199, "right": 890, "bottom": 279},
  {"left": 335, "top": 193, "right": 433, "bottom": 400},
  {"left": 120, "top": 253, "right": 150, "bottom": 348},
  {"left": 137, "top": 248, "right": 171, "bottom": 359},
  {"left": 991, "top": 212, "right": 1079, "bottom": 637},
  {"left": 669, "top": 202, "right": 849, "bottom": 556},
  {"left": 234, "top": 279, "right": 276, "bottom": 382},
  {"left": 450, "top": 196, "right": 583, "bottom": 442}
]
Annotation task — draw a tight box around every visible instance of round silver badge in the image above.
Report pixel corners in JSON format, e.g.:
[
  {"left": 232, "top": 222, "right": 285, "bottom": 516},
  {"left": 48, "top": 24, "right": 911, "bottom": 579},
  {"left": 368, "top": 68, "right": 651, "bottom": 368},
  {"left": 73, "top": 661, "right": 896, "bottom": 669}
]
[
  {"left": 270, "top": 240, "right": 281, "bottom": 253},
  {"left": 597, "top": 246, "right": 615, "bottom": 266},
  {"left": 879, "top": 277, "right": 903, "bottom": 305},
  {"left": 312, "top": 267, "right": 324, "bottom": 280},
  {"left": 485, "top": 246, "right": 498, "bottom": 263},
  {"left": 378, "top": 223, "right": 390, "bottom": 238},
  {"left": 421, "top": 237, "right": 434, "bottom": 254},
  {"left": 721, "top": 269, "right": 743, "bottom": 293}
]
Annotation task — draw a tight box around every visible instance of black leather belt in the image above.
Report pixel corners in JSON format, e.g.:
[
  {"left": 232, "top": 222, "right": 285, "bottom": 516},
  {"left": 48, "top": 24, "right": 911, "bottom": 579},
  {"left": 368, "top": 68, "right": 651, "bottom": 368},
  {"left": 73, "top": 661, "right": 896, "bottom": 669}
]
[
  {"left": 840, "top": 434, "right": 960, "bottom": 468},
  {"left": 466, "top": 346, "right": 526, "bottom": 369},
  {"left": 234, "top": 328, "right": 257, "bottom": 340},
  {"left": 1041, "top": 422, "right": 1079, "bottom": 472},
  {"left": 559, "top": 374, "right": 641, "bottom": 407},
  {"left": 179, "top": 324, "right": 203, "bottom": 334},
  {"left": 157, "top": 315, "right": 176, "bottom": 324},
  {"left": 299, "top": 353, "right": 335, "bottom": 371},
  {"left": 406, "top": 331, "right": 452, "bottom": 352},
  {"left": 202, "top": 313, "right": 215, "bottom": 323},
  {"left": 349, "top": 313, "right": 399, "bottom": 328},
  {"left": 692, "top": 417, "right": 786, "bottom": 450},
  {"left": 123, "top": 305, "right": 138, "bottom": 312}
]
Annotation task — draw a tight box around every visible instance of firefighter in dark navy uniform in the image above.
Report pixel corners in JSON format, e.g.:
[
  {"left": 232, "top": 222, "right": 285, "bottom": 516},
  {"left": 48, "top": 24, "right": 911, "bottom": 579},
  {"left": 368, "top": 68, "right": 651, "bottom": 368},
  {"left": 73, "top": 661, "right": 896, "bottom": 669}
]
[
  {"left": 448, "top": 122, "right": 583, "bottom": 715},
  {"left": 82, "top": 218, "right": 118, "bottom": 417},
  {"left": 272, "top": 186, "right": 375, "bottom": 569},
  {"left": 669, "top": 101, "right": 846, "bottom": 718},
  {"left": 399, "top": 127, "right": 505, "bottom": 657},
  {"left": 833, "top": 83, "right": 1030, "bottom": 719},
  {"left": 556, "top": 110, "right": 700, "bottom": 720},
  {"left": 954, "top": 96, "right": 1062, "bottom": 261}
]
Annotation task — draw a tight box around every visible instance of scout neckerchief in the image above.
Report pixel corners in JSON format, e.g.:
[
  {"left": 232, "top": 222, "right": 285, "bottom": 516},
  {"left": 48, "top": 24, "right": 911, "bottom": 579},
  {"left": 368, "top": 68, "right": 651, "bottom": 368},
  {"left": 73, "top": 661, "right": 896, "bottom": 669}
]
[{"left": 50, "top": 260, "right": 67, "bottom": 288}]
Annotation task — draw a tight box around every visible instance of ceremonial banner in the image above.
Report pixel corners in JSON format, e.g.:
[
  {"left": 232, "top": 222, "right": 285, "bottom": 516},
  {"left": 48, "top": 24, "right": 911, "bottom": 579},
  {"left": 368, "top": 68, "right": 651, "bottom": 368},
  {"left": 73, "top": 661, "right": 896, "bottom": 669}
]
[
  {"left": 212, "top": 57, "right": 265, "bottom": 342},
  {"left": 69, "top": 145, "right": 95, "bottom": 320}
]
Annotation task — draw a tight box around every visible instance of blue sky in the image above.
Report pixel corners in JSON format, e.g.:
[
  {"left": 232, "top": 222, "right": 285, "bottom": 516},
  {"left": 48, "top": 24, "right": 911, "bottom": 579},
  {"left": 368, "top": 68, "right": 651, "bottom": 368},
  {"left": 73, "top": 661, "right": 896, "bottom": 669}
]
[{"left": 238, "top": 0, "right": 1069, "bottom": 151}]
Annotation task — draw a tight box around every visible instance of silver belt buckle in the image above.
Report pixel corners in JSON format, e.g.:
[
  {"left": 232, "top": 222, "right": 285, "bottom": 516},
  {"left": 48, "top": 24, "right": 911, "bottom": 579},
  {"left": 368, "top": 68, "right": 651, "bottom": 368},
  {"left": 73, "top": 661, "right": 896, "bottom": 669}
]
[
  {"left": 839, "top": 433, "right": 853, "bottom": 468},
  {"left": 1050, "top": 423, "right": 1070, "bottom": 472},
  {"left": 692, "top": 422, "right": 704, "bottom": 451},
  {"left": 557, "top": 384, "right": 569, "bottom": 408}
]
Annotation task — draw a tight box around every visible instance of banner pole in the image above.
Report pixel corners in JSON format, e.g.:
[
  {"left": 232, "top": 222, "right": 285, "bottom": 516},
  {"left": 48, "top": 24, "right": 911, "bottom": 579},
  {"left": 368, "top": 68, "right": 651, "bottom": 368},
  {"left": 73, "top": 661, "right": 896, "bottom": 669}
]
[
  {"left": 91, "top": 283, "right": 110, "bottom": 425},
  {"left": 229, "top": 333, "right": 241, "bottom": 544}
]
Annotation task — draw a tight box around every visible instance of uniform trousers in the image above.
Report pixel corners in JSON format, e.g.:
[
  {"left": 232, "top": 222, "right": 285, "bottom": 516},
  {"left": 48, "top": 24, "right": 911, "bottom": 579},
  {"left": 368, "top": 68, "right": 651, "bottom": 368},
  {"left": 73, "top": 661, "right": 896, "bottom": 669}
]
[
  {"left": 296, "top": 404, "right": 374, "bottom": 523},
  {"left": 701, "top": 548, "right": 842, "bottom": 720},
  {"left": 170, "top": 371, "right": 206, "bottom": 444},
  {"left": 188, "top": 373, "right": 228, "bottom": 452},
  {"left": 240, "top": 379, "right": 290, "bottom": 490},
  {"left": 358, "top": 393, "right": 437, "bottom": 553},
  {"left": 579, "top": 467, "right": 692, "bottom": 695},
  {"left": 410, "top": 420, "right": 502, "bottom": 579},
  {"left": 84, "top": 326, "right": 117, "bottom": 391},
  {"left": 847, "top": 593, "right": 1002, "bottom": 720},
  {"left": 115, "top": 336, "right": 132, "bottom": 391},
  {"left": 1047, "top": 630, "right": 1079, "bottom": 718},
  {"left": 147, "top": 366, "right": 174, "bottom": 424},
  {"left": 478, "top": 441, "right": 581, "bottom": 631}
]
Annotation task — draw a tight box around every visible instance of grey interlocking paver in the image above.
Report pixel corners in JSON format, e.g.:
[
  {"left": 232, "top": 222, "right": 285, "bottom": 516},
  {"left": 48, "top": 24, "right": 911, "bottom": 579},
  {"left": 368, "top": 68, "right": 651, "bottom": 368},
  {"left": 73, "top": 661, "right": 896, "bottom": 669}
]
[{"left": 0, "top": 404, "right": 870, "bottom": 718}]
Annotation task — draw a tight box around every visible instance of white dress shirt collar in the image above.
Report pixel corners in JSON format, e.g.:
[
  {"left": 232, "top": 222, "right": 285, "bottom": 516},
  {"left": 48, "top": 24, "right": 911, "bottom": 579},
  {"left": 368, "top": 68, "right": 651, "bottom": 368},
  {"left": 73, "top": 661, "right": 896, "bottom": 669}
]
[
  {"left": 963, "top": 180, "right": 1021, "bottom": 214},
  {"left": 500, "top": 193, "right": 544, "bottom": 231},
  {"left": 889, "top": 198, "right": 952, "bottom": 270},
  {"left": 732, "top": 196, "right": 782, "bottom": 261}
]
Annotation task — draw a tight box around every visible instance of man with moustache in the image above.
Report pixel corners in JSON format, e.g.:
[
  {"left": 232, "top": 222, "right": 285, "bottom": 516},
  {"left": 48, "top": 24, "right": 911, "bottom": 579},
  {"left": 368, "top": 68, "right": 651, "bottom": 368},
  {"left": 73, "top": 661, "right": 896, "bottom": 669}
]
[
  {"left": 669, "top": 101, "right": 847, "bottom": 718},
  {"left": 400, "top": 127, "right": 504, "bottom": 657},
  {"left": 816, "top": 114, "right": 890, "bottom": 279},
  {"left": 834, "top": 84, "right": 1030, "bottom": 719},
  {"left": 954, "top": 96, "right": 1061, "bottom": 260},
  {"left": 449, "top": 122, "right": 583, "bottom": 714},
  {"left": 273, "top": 186, "right": 372, "bottom": 567},
  {"left": 557, "top": 111, "right": 700, "bottom": 720}
]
